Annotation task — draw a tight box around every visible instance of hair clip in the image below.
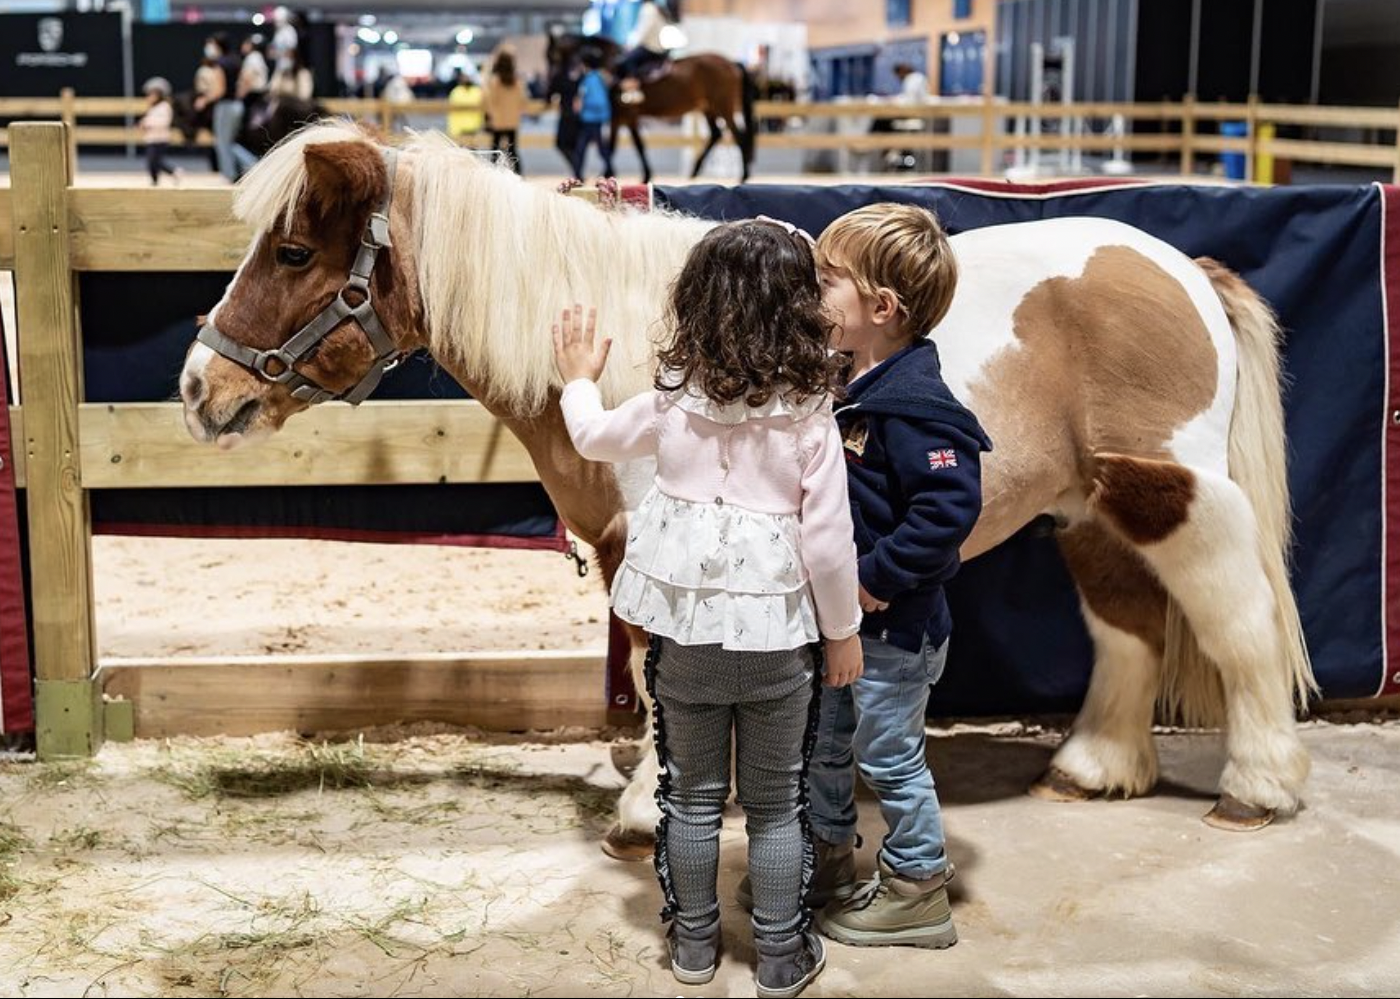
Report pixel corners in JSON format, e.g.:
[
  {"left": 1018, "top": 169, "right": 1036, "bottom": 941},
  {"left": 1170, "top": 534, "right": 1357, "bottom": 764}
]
[{"left": 755, "top": 214, "right": 816, "bottom": 248}]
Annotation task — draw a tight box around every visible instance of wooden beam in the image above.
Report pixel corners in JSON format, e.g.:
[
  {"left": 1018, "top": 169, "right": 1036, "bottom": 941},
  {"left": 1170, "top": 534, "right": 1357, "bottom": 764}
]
[
  {"left": 1188, "top": 136, "right": 1252, "bottom": 154},
  {"left": 10, "top": 125, "right": 100, "bottom": 758},
  {"left": 761, "top": 133, "right": 988, "bottom": 152},
  {"left": 68, "top": 189, "right": 251, "bottom": 271},
  {"left": 1258, "top": 139, "right": 1397, "bottom": 168},
  {"left": 1189, "top": 102, "right": 1253, "bottom": 120},
  {"left": 1257, "top": 103, "right": 1400, "bottom": 129},
  {"left": 98, "top": 651, "right": 610, "bottom": 737},
  {"left": 0, "top": 189, "right": 13, "bottom": 268},
  {"left": 79, "top": 400, "right": 540, "bottom": 488}
]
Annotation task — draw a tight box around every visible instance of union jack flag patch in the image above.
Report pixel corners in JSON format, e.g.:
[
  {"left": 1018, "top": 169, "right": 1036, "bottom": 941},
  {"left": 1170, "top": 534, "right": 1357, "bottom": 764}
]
[{"left": 928, "top": 448, "right": 958, "bottom": 470}]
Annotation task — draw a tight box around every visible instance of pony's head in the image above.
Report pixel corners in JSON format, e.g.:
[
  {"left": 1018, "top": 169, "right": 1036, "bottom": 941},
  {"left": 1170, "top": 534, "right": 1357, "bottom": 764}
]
[{"left": 180, "top": 123, "right": 426, "bottom": 448}]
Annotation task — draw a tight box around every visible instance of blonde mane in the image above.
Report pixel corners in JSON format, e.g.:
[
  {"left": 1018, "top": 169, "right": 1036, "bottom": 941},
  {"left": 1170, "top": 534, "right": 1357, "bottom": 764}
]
[{"left": 234, "top": 121, "right": 714, "bottom": 412}]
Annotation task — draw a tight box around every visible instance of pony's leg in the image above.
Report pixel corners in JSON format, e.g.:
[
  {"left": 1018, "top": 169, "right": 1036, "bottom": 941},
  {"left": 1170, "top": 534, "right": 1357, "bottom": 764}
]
[
  {"left": 690, "top": 115, "right": 724, "bottom": 178},
  {"left": 589, "top": 518, "right": 662, "bottom": 860},
  {"left": 737, "top": 121, "right": 753, "bottom": 182},
  {"left": 604, "top": 634, "right": 662, "bottom": 861},
  {"left": 1032, "top": 521, "right": 1166, "bottom": 801},
  {"left": 1091, "top": 454, "right": 1310, "bottom": 827},
  {"left": 627, "top": 120, "right": 653, "bottom": 185}
]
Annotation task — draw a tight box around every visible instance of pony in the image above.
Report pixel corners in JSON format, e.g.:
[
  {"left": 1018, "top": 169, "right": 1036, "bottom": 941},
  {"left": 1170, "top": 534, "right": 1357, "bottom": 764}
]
[
  {"left": 545, "top": 32, "right": 757, "bottom": 183},
  {"left": 179, "top": 122, "right": 1314, "bottom": 858}
]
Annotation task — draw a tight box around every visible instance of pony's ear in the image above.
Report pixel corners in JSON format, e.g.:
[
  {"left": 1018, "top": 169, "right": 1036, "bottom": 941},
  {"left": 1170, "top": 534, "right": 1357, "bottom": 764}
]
[{"left": 303, "top": 140, "right": 386, "bottom": 219}]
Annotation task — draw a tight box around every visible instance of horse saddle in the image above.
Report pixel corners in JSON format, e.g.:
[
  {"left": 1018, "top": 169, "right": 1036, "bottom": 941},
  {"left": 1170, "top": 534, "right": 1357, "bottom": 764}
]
[{"left": 638, "top": 57, "right": 672, "bottom": 85}]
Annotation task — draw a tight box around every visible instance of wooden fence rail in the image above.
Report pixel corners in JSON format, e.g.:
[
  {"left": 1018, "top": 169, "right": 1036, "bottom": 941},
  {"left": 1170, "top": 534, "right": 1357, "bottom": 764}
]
[{"left": 4, "top": 90, "right": 1398, "bottom": 181}]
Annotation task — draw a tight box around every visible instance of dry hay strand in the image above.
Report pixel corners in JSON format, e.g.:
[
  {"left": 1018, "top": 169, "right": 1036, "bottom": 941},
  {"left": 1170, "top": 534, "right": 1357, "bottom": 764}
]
[
  {"left": 150, "top": 737, "right": 429, "bottom": 800},
  {"left": 24, "top": 758, "right": 96, "bottom": 792},
  {"left": 0, "top": 820, "right": 29, "bottom": 902}
]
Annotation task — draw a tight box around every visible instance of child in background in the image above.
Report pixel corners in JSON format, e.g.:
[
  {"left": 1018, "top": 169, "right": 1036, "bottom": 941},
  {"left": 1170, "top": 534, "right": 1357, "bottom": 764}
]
[{"left": 138, "top": 77, "right": 182, "bottom": 187}]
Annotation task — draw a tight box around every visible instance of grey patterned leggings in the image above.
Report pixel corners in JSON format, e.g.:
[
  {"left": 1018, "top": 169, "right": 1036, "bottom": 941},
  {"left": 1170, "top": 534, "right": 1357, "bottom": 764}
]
[{"left": 646, "top": 636, "right": 822, "bottom": 944}]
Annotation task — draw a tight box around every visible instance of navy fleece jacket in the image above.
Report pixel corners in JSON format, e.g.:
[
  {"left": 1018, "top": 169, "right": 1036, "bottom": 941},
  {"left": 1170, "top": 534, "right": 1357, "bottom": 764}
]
[{"left": 835, "top": 339, "right": 992, "bottom": 652}]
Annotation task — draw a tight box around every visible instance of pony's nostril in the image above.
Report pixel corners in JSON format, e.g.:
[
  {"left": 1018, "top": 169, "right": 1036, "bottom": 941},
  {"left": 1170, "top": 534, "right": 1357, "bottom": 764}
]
[
  {"left": 185, "top": 375, "right": 205, "bottom": 402},
  {"left": 218, "top": 398, "right": 261, "bottom": 437}
]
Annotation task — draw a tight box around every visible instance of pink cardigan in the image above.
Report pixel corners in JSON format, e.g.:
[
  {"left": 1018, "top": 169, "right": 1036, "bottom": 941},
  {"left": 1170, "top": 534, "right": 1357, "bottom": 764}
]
[{"left": 562, "top": 379, "right": 861, "bottom": 643}]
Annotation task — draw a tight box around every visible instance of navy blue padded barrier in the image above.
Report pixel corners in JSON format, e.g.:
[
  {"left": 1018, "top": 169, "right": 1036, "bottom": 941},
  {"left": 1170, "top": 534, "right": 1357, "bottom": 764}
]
[{"left": 658, "top": 180, "right": 1392, "bottom": 711}]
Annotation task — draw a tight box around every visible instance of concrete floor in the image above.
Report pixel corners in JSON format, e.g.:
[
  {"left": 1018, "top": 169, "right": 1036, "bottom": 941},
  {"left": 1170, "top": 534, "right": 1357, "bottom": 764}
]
[{"left": 1, "top": 716, "right": 1397, "bottom": 997}]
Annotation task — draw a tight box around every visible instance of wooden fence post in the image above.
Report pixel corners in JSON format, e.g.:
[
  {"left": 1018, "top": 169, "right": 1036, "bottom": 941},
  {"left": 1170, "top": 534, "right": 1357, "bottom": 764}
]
[
  {"left": 9, "top": 123, "right": 101, "bottom": 758},
  {"left": 980, "top": 96, "right": 996, "bottom": 176},
  {"left": 59, "top": 87, "right": 78, "bottom": 171},
  {"left": 1181, "top": 94, "right": 1196, "bottom": 177},
  {"left": 1245, "top": 93, "right": 1260, "bottom": 186}
]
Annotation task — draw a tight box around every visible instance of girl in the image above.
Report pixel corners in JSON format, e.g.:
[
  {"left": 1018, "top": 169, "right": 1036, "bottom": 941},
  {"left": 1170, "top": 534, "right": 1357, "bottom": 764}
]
[
  {"left": 552, "top": 219, "right": 863, "bottom": 999},
  {"left": 138, "top": 77, "right": 181, "bottom": 187}
]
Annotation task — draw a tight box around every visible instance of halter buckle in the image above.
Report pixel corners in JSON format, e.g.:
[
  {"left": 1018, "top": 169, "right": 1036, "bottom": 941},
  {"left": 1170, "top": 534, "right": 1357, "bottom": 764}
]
[
  {"left": 252, "top": 348, "right": 298, "bottom": 383},
  {"left": 364, "top": 212, "right": 392, "bottom": 249}
]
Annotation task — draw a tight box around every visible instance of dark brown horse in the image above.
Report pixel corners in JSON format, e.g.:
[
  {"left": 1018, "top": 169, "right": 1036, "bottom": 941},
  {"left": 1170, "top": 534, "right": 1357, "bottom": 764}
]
[{"left": 545, "top": 33, "right": 756, "bottom": 183}]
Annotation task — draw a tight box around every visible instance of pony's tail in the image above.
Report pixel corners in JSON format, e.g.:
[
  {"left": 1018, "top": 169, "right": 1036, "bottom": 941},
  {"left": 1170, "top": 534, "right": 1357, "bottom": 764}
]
[{"left": 1162, "top": 259, "right": 1315, "bottom": 723}]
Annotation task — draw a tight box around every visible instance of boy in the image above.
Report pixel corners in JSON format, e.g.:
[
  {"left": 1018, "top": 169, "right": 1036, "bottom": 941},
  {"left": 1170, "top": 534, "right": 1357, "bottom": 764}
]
[{"left": 810, "top": 203, "right": 989, "bottom": 948}]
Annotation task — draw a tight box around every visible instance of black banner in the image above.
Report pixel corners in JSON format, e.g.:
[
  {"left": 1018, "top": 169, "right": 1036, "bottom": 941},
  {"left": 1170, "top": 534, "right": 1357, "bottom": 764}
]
[{"left": 0, "top": 12, "right": 125, "bottom": 97}]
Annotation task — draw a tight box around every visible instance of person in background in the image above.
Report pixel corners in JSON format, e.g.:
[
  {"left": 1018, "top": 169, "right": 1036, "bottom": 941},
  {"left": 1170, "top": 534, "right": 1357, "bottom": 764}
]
[
  {"left": 893, "top": 62, "right": 929, "bottom": 103},
  {"left": 237, "top": 35, "right": 269, "bottom": 102},
  {"left": 483, "top": 49, "right": 528, "bottom": 174},
  {"left": 270, "top": 46, "right": 314, "bottom": 101},
  {"left": 200, "top": 33, "right": 247, "bottom": 182},
  {"left": 447, "top": 69, "right": 484, "bottom": 144},
  {"left": 138, "top": 77, "right": 182, "bottom": 187},
  {"left": 546, "top": 59, "right": 581, "bottom": 175},
  {"left": 269, "top": 5, "right": 300, "bottom": 77},
  {"left": 572, "top": 50, "right": 614, "bottom": 179},
  {"left": 617, "top": 0, "right": 674, "bottom": 99}
]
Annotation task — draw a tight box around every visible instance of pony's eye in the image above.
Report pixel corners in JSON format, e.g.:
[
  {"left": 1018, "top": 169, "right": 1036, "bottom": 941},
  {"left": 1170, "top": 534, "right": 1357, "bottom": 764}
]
[{"left": 275, "top": 245, "right": 313, "bottom": 268}]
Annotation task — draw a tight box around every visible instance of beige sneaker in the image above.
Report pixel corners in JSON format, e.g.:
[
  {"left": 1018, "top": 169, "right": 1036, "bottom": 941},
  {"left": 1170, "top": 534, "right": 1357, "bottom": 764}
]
[
  {"left": 736, "top": 838, "right": 859, "bottom": 911},
  {"left": 817, "top": 858, "right": 957, "bottom": 949}
]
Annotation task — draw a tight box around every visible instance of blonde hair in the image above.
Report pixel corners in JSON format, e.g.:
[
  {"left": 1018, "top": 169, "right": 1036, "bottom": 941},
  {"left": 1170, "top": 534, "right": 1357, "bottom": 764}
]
[{"left": 816, "top": 203, "right": 957, "bottom": 340}]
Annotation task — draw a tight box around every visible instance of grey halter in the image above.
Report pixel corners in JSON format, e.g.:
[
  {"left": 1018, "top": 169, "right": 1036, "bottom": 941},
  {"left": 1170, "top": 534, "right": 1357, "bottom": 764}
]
[{"left": 196, "top": 147, "right": 403, "bottom": 406}]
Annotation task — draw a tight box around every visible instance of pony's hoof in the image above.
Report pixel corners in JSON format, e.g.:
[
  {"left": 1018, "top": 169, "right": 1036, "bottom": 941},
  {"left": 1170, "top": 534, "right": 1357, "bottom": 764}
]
[
  {"left": 609, "top": 742, "right": 644, "bottom": 779},
  {"left": 1203, "top": 794, "right": 1275, "bottom": 831},
  {"left": 602, "top": 824, "right": 655, "bottom": 862},
  {"left": 1028, "top": 767, "right": 1101, "bottom": 803}
]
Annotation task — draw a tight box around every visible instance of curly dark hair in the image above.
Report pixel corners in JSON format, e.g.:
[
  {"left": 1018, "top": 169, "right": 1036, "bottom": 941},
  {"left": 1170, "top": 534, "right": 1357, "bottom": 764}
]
[{"left": 656, "top": 220, "right": 843, "bottom": 407}]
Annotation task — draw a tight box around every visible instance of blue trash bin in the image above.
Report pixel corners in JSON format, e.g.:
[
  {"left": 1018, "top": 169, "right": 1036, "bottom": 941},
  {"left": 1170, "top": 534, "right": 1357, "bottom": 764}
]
[{"left": 1220, "top": 121, "right": 1247, "bottom": 181}]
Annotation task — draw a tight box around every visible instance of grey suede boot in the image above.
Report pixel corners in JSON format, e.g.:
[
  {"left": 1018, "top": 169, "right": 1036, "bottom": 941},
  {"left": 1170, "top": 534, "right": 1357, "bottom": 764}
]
[
  {"left": 667, "top": 918, "right": 721, "bottom": 985},
  {"left": 755, "top": 930, "right": 826, "bottom": 999}
]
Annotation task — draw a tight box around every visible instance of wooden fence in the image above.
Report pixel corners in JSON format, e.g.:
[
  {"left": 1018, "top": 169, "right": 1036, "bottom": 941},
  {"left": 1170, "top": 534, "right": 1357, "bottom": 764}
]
[
  {"left": 3, "top": 90, "right": 1398, "bottom": 180},
  {"left": 0, "top": 122, "right": 607, "bottom": 757}
]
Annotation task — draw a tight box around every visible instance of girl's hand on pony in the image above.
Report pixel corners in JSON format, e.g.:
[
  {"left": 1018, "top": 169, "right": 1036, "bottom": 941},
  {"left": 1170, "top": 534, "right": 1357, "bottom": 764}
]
[{"left": 552, "top": 304, "right": 612, "bottom": 383}]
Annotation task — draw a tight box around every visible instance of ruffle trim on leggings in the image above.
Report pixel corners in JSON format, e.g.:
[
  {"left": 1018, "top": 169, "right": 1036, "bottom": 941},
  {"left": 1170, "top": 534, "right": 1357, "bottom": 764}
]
[
  {"left": 794, "top": 640, "right": 824, "bottom": 934},
  {"left": 644, "top": 634, "right": 681, "bottom": 925}
]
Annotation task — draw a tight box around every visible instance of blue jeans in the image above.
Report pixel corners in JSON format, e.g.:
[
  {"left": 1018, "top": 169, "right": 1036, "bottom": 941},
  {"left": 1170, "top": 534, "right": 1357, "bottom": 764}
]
[
  {"left": 808, "top": 634, "right": 949, "bottom": 880},
  {"left": 211, "top": 100, "right": 245, "bottom": 182}
]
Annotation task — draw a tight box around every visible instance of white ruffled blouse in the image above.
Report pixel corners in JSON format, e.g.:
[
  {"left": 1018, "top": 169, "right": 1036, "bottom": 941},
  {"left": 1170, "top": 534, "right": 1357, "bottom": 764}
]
[{"left": 561, "top": 379, "right": 862, "bottom": 652}]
